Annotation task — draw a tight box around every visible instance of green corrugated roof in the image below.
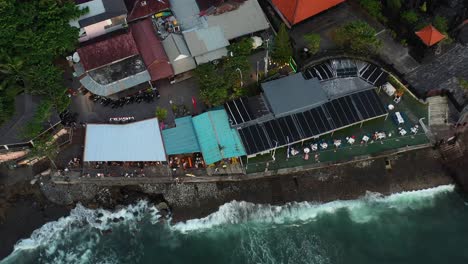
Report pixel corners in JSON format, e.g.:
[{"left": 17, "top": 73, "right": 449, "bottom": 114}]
[
  {"left": 192, "top": 109, "right": 246, "bottom": 164},
  {"left": 162, "top": 116, "right": 201, "bottom": 155}
]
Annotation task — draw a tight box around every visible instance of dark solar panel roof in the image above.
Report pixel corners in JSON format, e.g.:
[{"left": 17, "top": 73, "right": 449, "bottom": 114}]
[
  {"left": 225, "top": 97, "right": 254, "bottom": 126},
  {"left": 238, "top": 89, "right": 387, "bottom": 155}
]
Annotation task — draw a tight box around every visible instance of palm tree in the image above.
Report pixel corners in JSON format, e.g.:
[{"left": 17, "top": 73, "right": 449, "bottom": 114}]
[{"left": 0, "top": 52, "right": 26, "bottom": 93}]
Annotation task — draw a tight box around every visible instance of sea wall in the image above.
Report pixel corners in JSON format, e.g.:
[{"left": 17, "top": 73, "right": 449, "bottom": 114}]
[{"left": 42, "top": 145, "right": 454, "bottom": 222}]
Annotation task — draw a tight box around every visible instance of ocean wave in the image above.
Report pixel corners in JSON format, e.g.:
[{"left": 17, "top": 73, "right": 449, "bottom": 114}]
[
  {"left": 1, "top": 185, "right": 455, "bottom": 263},
  {"left": 2, "top": 200, "right": 159, "bottom": 264},
  {"left": 172, "top": 185, "right": 455, "bottom": 232}
]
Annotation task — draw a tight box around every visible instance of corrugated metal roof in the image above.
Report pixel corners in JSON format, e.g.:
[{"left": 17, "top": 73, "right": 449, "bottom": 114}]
[
  {"left": 162, "top": 34, "right": 197, "bottom": 74},
  {"left": 206, "top": 0, "right": 269, "bottom": 40},
  {"left": 130, "top": 18, "right": 174, "bottom": 81},
  {"left": 84, "top": 118, "right": 167, "bottom": 162},
  {"left": 183, "top": 26, "right": 229, "bottom": 57},
  {"left": 77, "top": 31, "right": 139, "bottom": 71},
  {"left": 261, "top": 73, "right": 328, "bottom": 117},
  {"left": 192, "top": 109, "right": 246, "bottom": 164},
  {"left": 194, "top": 47, "right": 228, "bottom": 64},
  {"left": 80, "top": 70, "right": 151, "bottom": 96},
  {"left": 162, "top": 116, "right": 201, "bottom": 155}
]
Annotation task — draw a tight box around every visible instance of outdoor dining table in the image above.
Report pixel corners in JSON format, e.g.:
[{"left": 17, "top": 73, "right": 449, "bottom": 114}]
[
  {"left": 346, "top": 137, "right": 355, "bottom": 144},
  {"left": 334, "top": 140, "right": 342, "bottom": 147},
  {"left": 362, "top": 135, "right": 370, "bottom": 142},
  {"left": 320, "top": 143, "right": 328, "bottom": 149},
  {"left": 399, "top": 129, "right": 407, "bottom": 136},
  {"left": 311, "top": 144, "right": 318, "bottom": 151}
]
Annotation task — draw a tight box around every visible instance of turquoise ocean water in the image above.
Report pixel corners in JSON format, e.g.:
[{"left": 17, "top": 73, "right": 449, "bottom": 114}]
[{"left": 2, "top": 185, "right": 468, "bottom": 264}]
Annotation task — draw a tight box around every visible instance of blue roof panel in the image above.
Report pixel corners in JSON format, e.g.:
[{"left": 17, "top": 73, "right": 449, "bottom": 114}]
[
  {"left": 192, "top": 109, "right": 246, "bottom": 164},
  {"left": 162, "top": 116, "right": 201, "bottom": 155}
]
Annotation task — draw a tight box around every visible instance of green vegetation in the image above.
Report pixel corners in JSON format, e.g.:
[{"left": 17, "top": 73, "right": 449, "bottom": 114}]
[
  {"left": 386, "top": 0, "right": 402, "bottom": 12},
  {"left": 401, "top": 10, "right": 420, "bottom": 26},
  {"left": 433, "top": 15, "right": 449, "bottom": 33},
  {"left": 194, "top": 53, "right": 251, "bottom": 107},
  {"left": 357, "top": 0, "right": 386, "bottom": 23},
  {"left": 333, "top": 21, "right": 382, "bottom": 55},
  {"left": 21, "top": 100, "right": 54, "bottom": 139},
  {"left": 195, "top": 63, "right": 230, "bottom": 107},
  {"left": 0, "top": 0, "right": 85, "bottom": 130},
  {"left": 388, "top": 75, "right": 406, "bottom": 94},
  {"left": 460, "top": 79, "right": 468, "bottom": 90},
  {"left": 30, "top": 135, "right": 59, "bottom": 169},
  {"left": 271, "top": 23, "right": 292, "bottom": 65},
  {"left": 228, "top": 38, "right": 253, "bottom": 57},
  {"left": 223, "top": 56, "right": 250, "bottom": 97},
  {"left": 303, "top": 33, "right": 321, "bottom": 55},
  {"left": 155, "top": 107, "right": 168, "bottom": 121},
  {"left": 420, "top": 1, "right": 427, "bottom": 13}
]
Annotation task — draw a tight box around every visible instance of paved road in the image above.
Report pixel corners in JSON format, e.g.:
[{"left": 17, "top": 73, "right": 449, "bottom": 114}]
[{"left": 69, "top": 77, "right": 203, "bottom": 125}]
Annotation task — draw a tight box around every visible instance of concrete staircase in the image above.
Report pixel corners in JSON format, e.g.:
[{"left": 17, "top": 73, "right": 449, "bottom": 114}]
[{"left": 428, "top": 96, "right": 449, "bottom": 126}]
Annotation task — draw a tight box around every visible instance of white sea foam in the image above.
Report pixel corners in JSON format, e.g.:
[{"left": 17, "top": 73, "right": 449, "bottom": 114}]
[
  {"left": 172, "top": 185, "right": 455, "bottom": 232},
  {"left": 1, "top": 184, "right": 455, "bottom": 263},
  {"left": 3, "top": 200, "right": 159, "bottom": 263}
]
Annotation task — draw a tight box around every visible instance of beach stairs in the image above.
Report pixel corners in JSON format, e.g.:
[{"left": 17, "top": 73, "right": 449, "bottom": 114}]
[
  {"left": 439, "top": 141, "right": 465, "bottom": 161},
  {"left": 427, "top": 96, "right": 449, "bottom": 127}
]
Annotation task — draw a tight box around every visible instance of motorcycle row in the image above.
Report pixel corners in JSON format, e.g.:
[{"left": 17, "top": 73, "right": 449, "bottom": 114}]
[{"left": 89, "top": 90, "right": 160, "bottom": 108}]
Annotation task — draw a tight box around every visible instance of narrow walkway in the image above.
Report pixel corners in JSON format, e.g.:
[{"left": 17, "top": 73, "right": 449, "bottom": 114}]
[{"left": 428, "top": 96, "right": 449, "bottom": 126}]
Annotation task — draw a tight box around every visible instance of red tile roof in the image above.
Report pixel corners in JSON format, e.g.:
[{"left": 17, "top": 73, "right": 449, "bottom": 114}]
[
  {"left": 126, "top": 0, "right": 170, "bottom": 21},
  {"left": 130, "top": 18, "right": 174, "bottom": 81},
  {"left": 271, "top": 0, "right": 345, "bottom": 26},
  {"left": 415, "top": 25, "right": 446, "bottom": 46},
  {"left": 77, "top": 31, "right": 139, "bottom": 71}
]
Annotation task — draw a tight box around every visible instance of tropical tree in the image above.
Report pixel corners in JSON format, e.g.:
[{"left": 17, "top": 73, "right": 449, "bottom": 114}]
[
  {"left": 333, "top": 20, "right": 382, "bottom": 55},
  {"left": 358, "top": 0, "right": 385, "bottom": 22},
  {"left": 271, "top": 23, "right": 292, "bottom": 65},
  {"left": 30, "top": 135, "right": 60, "bottom": 169},
  {"left": 228, "top": 38, "right": 253, "bottom": 57},
  {"left": 223, "top": 56, "right": 251, "bottom": 96},
  {"left": 401, "top": 10, "right": 420, "bottom": 26},
  {"left": 155, "top": 107, "right": 168, "bottom": 121},
  {"left": 303, "top": 33, "right": 321, "bottom": 54},
  {"left": 433, "top": 15, "right": 449, "bottom": 33},
  {"left": 0, "top": 0, "right": 85, "bottom": 128},
  {"left": 194, "top": 63, "right": 230, "bottom": 106},
  {"left": 386, "top": 0, "right": 402, "bottom": 12}
]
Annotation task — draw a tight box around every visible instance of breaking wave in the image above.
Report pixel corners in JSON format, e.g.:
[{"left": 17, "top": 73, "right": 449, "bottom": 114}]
[
  {"left": 1, "top": 184, "right": 456, "bottom": 264},
  {"left": 172, "top": 185, "right": 455, "bottom": 232}
]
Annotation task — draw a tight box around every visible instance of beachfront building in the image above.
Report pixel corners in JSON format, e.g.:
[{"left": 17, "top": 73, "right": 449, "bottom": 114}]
[
  {"left": 269, "top": 0, "right": 345, "bottom": 27},
  {"left": 70, "top": 0, "right": 128, "bottom": 43},
  {"left": 162, "top": 116, "right": 205, "bottom": 174},
  {"left": 83, "top": 118, "right": 166, "bottom": 162},
  {"left": 224, "top": 59, "right": 390, "bottom": 157}
]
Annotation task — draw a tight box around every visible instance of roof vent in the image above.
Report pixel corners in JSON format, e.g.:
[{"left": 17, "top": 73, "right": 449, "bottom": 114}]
[{"left": 141, "top": 1, "right": 147, "bottom": 6}]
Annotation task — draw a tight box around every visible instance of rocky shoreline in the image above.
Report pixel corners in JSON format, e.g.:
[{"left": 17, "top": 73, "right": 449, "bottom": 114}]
[{"left": 1, "top": 142, "right": 466, "bottom": 259}]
